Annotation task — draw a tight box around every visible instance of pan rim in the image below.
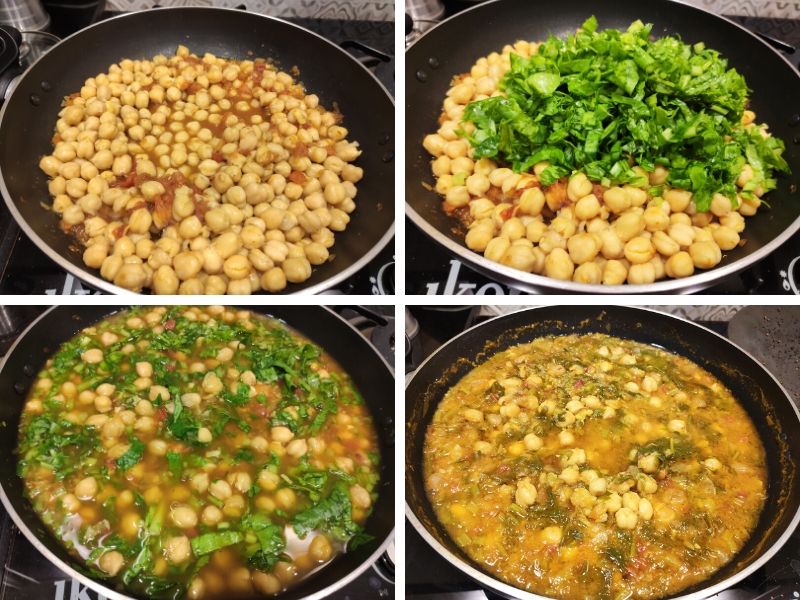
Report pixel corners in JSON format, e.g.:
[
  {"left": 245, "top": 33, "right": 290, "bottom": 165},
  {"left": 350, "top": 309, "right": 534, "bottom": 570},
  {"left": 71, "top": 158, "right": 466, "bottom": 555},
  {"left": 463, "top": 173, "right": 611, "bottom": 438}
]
[
  {"left": 405, "top": 0, "right": 800, "bottom": 294},
  {"left": 0, "top": 304, "right": 395, "bottom": 600},
  {"left": 404, "top": 304, "right": 800, "bottom": 600},
  {"left": 0, "top": 6, "right": 395, "bottom": 296}
]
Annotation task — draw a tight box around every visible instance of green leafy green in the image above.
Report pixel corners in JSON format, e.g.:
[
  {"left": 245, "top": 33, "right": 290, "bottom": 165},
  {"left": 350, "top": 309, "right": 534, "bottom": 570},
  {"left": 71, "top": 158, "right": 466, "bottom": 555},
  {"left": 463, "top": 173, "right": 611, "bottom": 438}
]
[
  {"left": 281, "top": 458, "right": 354, "bottom": 503},
  {"left": 241, "top": 514, "right": 287, "bottom": 571},
  {"left": 246, "top": 327, "right": 346, "bottom": 435},
  {"left": 222, "top": 382, "right": 251, "bottom": 406},
  {"left": 19, "top": 415, "right": 99, "bottom": 480},
  {"left": 461, "top": 17, "right": 790, "bottom": 210},
  {"left": 191, "top": 531, "right": 243, "bottom": 556},
  {"left": 122, "top": 505, "right": 163, "bottom": 586},
  {"left": 116, "top": 438, "right": 145, "bottom": 471},
  {"left": 638, "top": 436, "right": 694, "bottom": 463},
  {"left": 166, "top": 400, "right": 199, "bottom": 444},
  {"left": 234, "top": 448, "right": 254, "bottom": 463},
  {"left": 602, "top": 529, "right": 634, "bottom": 570},
  {"left": 166, "top": 451, "right": 183, "bottom": 479},
  {"left": 293, "top": 482, "right": 365, "bottom": 542}
]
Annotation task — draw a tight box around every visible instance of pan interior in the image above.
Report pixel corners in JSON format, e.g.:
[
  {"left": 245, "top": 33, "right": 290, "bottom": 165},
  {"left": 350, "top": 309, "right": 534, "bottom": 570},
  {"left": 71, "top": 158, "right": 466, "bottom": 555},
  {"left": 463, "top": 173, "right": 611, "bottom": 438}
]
[
  {"left": 406, "top": 305, "right": 800, "bottom": 599},
  {"left": 0, "top": 306, "right": 395, "bottom": 600},
  {"left": 0, "top": 8, "right": 394, "bottom": 294},
  {"left": 405, "top": 0, "right": 800, "bottom": 291}
]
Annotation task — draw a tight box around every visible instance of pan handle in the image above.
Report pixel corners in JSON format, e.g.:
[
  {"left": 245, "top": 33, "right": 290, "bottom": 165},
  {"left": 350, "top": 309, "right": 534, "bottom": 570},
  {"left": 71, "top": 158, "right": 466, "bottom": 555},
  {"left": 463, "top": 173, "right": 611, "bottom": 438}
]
[
  {"left": 754, "top": 31, "right": 796, "bottom": 55},
  {"left": 339, "top": 40, "right": 391, "bottom": 69}
]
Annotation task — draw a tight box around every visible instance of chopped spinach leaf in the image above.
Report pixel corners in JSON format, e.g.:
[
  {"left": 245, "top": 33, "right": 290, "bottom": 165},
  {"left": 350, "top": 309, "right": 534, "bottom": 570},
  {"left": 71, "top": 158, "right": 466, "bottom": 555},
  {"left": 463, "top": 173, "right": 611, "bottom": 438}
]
[{"left": 116, "top": 438, "right": 145, "bottom": 471}]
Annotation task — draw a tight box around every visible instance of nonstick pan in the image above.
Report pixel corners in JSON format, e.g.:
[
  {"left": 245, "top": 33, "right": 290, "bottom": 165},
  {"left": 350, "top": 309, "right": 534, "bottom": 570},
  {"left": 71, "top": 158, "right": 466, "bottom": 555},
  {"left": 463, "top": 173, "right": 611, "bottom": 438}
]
[
  {"left": 0, "top": 305, "right": 395, "bottom": 600},
  {"left": 0, "top": 7, "right": 394, "bottom": 295},
  {"left": 406, "top": 305, "right": 800, "bottom": 599},
  {"left": 405, "top": 0, "right": 800, "bottom": 294}
]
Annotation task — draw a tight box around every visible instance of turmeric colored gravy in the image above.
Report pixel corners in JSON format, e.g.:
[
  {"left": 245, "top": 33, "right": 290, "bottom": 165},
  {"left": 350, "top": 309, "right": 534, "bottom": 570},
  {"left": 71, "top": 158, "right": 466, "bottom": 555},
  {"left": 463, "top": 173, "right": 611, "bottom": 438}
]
[{"left": 423, "top": 333, "right": 766, "bottom": 600}]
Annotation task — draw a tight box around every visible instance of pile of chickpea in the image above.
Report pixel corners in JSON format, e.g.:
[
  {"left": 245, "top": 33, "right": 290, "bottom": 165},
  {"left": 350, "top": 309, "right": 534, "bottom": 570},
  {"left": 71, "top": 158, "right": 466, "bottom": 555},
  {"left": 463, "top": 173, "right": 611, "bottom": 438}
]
[
  {"left": 39, "top": 46, "right": 364, "bottom": 294},
  {"left": 423, "top": 40, "right": 767, "bottom": 286},
  {"left": 462, "top": 341, "right": 725, "bottom": 534}
]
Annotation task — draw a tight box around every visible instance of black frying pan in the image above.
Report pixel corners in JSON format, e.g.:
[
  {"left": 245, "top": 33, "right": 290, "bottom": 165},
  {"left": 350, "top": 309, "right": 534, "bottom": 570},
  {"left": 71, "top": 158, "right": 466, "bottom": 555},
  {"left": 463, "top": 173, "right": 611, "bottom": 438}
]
[
  {"left": 405, "top": 0, "right": 800, "bottom": 294},
  {"left": 406, "top": 305, "right": 800, "bottom": 599},
  {"left": 0, "top": 7, "right": 394, "bottom": 295},
  {"left": 0, "top": 305, "right": 395, "bottom": 600}
]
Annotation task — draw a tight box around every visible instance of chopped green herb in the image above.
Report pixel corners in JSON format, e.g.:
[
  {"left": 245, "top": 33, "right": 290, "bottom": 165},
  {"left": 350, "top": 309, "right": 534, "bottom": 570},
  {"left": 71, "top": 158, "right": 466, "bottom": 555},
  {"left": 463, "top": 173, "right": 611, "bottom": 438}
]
[
  {"left": 116, "top": 438, "right": 145, "bottom": 471},
  {"left": 191, "top": 531, "right": 243, "bottom": 556},
  {"left": 461, "top": 17, "right": 790, "bottom": 210}
]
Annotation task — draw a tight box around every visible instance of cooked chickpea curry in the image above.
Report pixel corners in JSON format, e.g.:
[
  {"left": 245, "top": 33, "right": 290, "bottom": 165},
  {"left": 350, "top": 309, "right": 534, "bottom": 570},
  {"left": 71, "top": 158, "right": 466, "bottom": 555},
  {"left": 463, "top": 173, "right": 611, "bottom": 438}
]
[
  {"left": 18, "top": 306, "right": 379, "bottom": 599},
  {"left": 424, "top": 334, "right": 766, "bottom": 599}
]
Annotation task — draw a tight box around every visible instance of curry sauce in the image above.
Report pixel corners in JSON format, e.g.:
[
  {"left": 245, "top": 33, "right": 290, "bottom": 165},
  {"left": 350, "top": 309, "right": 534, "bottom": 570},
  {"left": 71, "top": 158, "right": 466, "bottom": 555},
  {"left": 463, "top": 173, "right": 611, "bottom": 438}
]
[{"left": 424, "top": 333, "right": 766, "bottom": 599}]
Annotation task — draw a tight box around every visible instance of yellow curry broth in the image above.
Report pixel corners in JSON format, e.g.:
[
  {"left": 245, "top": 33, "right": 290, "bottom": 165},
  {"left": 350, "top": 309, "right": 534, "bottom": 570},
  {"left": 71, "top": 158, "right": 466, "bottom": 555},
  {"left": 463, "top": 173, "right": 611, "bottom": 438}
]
[
  {"left": 18, "top": 306, "right": 379, "bottom": 599},
  {"left": 424, "top": 333, "right": 766, "bottom": 600}
]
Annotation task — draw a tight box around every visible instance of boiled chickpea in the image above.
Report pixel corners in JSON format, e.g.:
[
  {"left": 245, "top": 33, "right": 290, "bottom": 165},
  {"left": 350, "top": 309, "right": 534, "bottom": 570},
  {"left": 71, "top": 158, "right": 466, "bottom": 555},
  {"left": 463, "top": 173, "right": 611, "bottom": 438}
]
[
  {"left": 75, "top": 476, "right": 98, "bottom": 500},
  {"left": 501, "top": 244, "right": 538, "bottom": 272},
  {"left": 668, "top": 222, "right": 695, "bottom": 247},
  {"left": 599, "top": 229, "right": 624, "bottom": 259},
  {"left": 664, "top": 189, "right": 691, "bottom": 212},
  {"left": 602, "top": 260, "right": 628, "bottom": 285},
  {"left": 500, "top": 218, "right": 525, "bottom": 240},
  {"left": 574, "top": 193, "right": 600, "bottom": 221},
  {"left": 173, "top": 252, "right": 203, "bottom": 280},
  {"left": 99, "top": 551, "right": 124, "bottom": 576},
  {"left": 603, "top": 187, "right": 630, "bottom": 213},
  {"left": 171, "top": 504, "right": 198, "bottom": 528},
  {"left": 466, "top": 173, "right": 490, "bottom": 196},
  {"left": 710, "top": 193, "right": 733, "bottom": 217},
  {"left": 281, "top": 257, "right": 311, "bottom": 283},
  {"left": 152, "top": 265, "right": 179, "bottom": 294},
  {"left": 275, "top": 488, "right": 296, "bottom": 510},
  {"left": 616, "top": 507, "right": 638, "bottom": 529},
  {"left": 651, "top": 230, "right": 680, "bottom": 257},
  {"left": 83, "top": 243, "right": 109, "bottom": 269},
  {"left": 262, "top": 267, "right": 287, "bottom": 292},
  {"left": 567, "top": 233, "right": 600, "bottom": 264},
  {"left": 627, "top": 262, "right": 656, "bottom": 285},
  {"left": 613, "top": 213, "right": 645, "bottom": 242},
  {"left": 82, "top": 348, "right": 103, "bottom": 364},
  {"left": 252, "top": 572, "right": 282, "bottom": 595},
  {"left": 223, "top": 255, "right": 251, "bottom": 280},
  {"left": 483, "top": 236, "right": 510, "bottom": 263},
  {"left": 713, "top": 225, "right": 740, "bottom": 251},
  {"left": 624, "top": 236, "right": 655, "bottom": 264},
  {"left": 544, "top": 248, "right": 574, "bottom": 280},
  {"left": 114, "top": 263, "right": 148, "bottom": 291},
  {"left": 518, "top": 187, "right": 545, "bottom": 216},
  {"left": 349, "top": 484, "right": 372, "bottom": 508},
  {"left": 573, "top": 262, "right": 602, "bottom": 284},
  {"left": 643, "top": 206, "right": 669, "bottom": 232},
  {"left": 567, "top": 172, "right": 592, "bottom": 201},
  {"left": 187, "top": 578, "right": 206, "bottom": 600},
  {"left": 445, "top": 186, "right": 470, "bottom": 208},
  {"left": 202, "top": 505, "right": 223, "bottom": 526},
  {"left": 164, "top": 536, "right": 192, "bottom": 564},
  {"left": 689, "top": 241, "right": 722, "bottom": 269}
]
